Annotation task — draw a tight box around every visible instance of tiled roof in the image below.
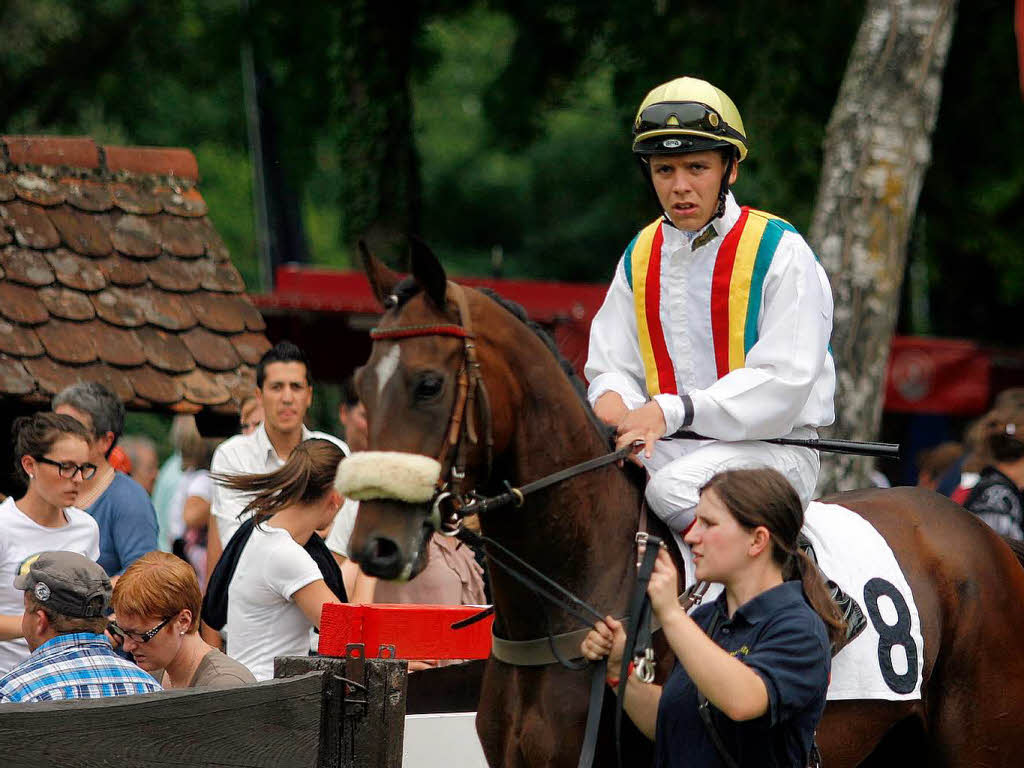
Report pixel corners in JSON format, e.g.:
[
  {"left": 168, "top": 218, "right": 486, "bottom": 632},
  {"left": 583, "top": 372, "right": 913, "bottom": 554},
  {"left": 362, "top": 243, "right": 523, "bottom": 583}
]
[{"left": 0, "top": 136, "right": 270, "bottom": 414}]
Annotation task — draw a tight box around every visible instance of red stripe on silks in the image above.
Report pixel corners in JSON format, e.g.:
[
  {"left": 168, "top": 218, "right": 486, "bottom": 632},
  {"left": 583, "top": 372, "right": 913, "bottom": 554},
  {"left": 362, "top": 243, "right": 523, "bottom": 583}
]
[
  {"left": 318, "top": 603, "right": 494, "bottom": 660},
  {"left": 681, "top": 519, "right": 696, "bottom": 537},
  {"left": 711, "top": 207, "right": 749, "bottom": 378},
  {"left": 644, "top": 225, "right": 678, "bottom": 394}
]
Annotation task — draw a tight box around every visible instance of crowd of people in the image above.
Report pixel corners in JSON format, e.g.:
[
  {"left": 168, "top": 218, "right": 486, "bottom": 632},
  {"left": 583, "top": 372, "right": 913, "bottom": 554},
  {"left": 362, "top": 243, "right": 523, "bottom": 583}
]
[{"left": 0, "top": 340, "right": 485, "bottom": 702}]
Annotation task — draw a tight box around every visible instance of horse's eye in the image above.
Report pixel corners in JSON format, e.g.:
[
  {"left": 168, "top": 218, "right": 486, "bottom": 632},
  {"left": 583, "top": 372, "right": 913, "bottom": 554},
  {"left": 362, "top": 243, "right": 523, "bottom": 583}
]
[{"left": 412, "top": 373, "right": 444, "bottom": 402}]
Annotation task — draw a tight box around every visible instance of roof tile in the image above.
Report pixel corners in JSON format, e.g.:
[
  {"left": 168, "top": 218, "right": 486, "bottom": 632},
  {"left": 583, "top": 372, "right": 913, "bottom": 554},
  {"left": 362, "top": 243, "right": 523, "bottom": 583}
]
[
  {"left": 96, "top": 254, "right": 148, "bottom": 287},
  {"left": 0, "top": 227, "right": 11, "bottom": 247},
  {"left": 110, "top": 183, "right": 162, "bottom": 215},
  {"left": 192, "top": 217, "right": 230, "bottom": 261},
  {"left": 45, "top": 248, "right": 107, "bottom": 292},
  {"left": 230, "top": 332, "right": 272, "bottom": 365},
  {"left": 109, "top": 213, "right": 161, "bottom": 258},
  {"left": 46, "top": 205, "right": 113, "bottom": 257},
  {"left": 177, "top": 368, "right": 231, "bottom": 406},
  {"left": 0, "top": 281, "right": 49, "bottom": 325},
  {"left": 214, "top": 365, "right": 256, "bottom": 404},
  {"left": 188, "top": 293, "right": 247, "bottom": 333},
  {"left": 170, "top": 400, "right": 202, "bottom": 415},
  {"left": 0, "top": 176, "right": 15, "bottom": 202},
  {"left": 13, "top": 174, "right": 65, "bottom": 206},
  {"left": 72, "top": 362, "right": 135, "bottom": 402},
  {"left": 147, "top": 254, "right": 200, "bottom": 292},
  {"left": 158, "top": 186, "right": 208, "bottom": 218},
  {"left": 239, "top": 296, "right": 267, "bottom": 332},
  {"left": 1, "top": 246, "right": 55, "bottom": 286},
  {"left": 0, "top": 355, "right": 35, "bottom": 395},
  {"left": 93, "top": 323, "right": 146, "bottom": 367},
  {"left": 130, "top": 364, "right": 183, "bottom": 404},
  {"left": 138, "top": 287, "right": 197, "bottom": 331},
  {"left": 36, "top": 318, "right": 98, "bottom": 364},
  {"left": 156, "top": 214, "right": 205, "bottom": 258},
  {"left": 135, "top": 327, "right": 195, "bottom": 373},
  {"left": 22, "top": 357, "right": 78, "bottom": 396},
  {"left": 180, "top": 327, "right": 241, "bottom": 371},
  {"left": 104, "top": 146, "right": 199, "bottom": 181},
  {"left": 1, "top": 201, "right": 60, "bottom": 249},
  {"left": 195, "top": 259, "right": 245, "bottom": 293},
  {"left": 90, "top": 286, "right": 146, "bottom": 327},
  {"left": 60, "top": 178, "right": 114, "bottom": 212},
  {"left": 37, "top": 286, "right": 96, "bottom": 321},
  {"left": 0, "top": 321, "right": 44, "bottom": 357},
  {"left": 3, "top": 136, "right": 100, "bottom": 169}
]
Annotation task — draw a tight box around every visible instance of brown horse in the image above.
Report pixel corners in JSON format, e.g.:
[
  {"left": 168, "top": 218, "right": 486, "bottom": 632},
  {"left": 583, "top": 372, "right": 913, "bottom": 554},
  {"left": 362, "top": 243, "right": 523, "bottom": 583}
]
[{"left": 347, "top": 242, "right": 1024, "bottom": 767}]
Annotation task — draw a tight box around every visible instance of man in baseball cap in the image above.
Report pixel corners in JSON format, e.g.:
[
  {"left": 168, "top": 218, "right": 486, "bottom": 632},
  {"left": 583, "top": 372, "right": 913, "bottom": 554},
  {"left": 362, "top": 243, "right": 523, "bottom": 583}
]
[{"left": 0, "top": 551, "right": 161, "bottom": 702}]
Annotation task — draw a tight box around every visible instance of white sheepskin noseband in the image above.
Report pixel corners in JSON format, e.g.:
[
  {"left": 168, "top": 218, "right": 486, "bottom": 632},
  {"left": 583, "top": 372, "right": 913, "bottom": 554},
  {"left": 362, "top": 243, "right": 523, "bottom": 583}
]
[{"left": 335, "top": 451, "right": 442, "bottom": 503}]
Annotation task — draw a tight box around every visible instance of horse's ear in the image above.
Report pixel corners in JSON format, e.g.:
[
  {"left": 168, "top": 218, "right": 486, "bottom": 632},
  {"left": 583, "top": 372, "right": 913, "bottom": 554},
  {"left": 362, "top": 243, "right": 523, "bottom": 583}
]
[
  {"left": 359, "top": 240, "right": 402, "bottom": 309},
  {"left": 409, "top": 237, "right": 447, "bottom": 310}
]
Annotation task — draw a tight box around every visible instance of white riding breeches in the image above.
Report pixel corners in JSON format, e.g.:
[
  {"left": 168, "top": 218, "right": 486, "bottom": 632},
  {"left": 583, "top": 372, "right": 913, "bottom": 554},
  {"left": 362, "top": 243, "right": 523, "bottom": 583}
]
[{"left": 641, "top": 427, "right": 821, "bottom": 533}]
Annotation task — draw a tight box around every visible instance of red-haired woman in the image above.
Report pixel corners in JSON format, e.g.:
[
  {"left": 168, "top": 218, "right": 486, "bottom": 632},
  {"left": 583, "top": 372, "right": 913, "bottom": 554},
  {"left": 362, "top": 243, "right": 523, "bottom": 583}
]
[{"left": 111, "top": 551, "right": 253, "bottom": 688}]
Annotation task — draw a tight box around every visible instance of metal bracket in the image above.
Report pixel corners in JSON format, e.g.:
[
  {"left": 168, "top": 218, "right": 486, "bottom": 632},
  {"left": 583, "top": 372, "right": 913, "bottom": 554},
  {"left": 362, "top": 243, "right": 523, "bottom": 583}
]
[
  {"left": 343, "top": 643, "right": 368, "bottom": 716},
  {"left": 377, "top": 644, "right": 396, "bottom": 659}
]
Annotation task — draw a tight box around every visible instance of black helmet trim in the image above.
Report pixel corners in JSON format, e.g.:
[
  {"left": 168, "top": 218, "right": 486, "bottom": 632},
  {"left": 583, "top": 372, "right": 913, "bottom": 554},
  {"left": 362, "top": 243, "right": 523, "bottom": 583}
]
[{"left": 634, "top": 134, "right": 737, "bottom": 158}]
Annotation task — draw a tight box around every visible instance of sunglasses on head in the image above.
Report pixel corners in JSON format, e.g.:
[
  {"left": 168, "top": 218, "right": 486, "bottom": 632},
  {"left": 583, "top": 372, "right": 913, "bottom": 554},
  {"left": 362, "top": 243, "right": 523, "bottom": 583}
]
[{"left": 635, "top": 102, "right": 729, "bottom": 136}]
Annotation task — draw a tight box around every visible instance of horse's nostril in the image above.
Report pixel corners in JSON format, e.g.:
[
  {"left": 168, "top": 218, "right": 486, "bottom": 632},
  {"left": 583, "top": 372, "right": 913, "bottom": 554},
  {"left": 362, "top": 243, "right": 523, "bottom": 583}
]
[{"left": 372, "top": 537, "right": 398, "bottom": 562}]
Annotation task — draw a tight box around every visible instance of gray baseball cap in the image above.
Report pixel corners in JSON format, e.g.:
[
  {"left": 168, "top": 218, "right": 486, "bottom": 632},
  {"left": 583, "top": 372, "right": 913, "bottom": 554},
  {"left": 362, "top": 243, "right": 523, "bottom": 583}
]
[{"left": 14, "top": 551, "right": 111, "bottom": 618}]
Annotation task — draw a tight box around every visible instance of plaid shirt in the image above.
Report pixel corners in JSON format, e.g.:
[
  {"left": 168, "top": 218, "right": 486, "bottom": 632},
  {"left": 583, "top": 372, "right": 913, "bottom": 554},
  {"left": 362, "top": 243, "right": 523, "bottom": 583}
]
[{"left": 0, "top": 633, "right": 161, "bottom": 703}]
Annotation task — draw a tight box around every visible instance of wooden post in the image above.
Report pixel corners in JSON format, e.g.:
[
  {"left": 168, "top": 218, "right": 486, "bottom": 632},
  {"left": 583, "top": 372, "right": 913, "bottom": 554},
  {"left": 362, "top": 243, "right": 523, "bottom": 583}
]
[{"left": 275, "top": 650, "right": 408, "bottom": 768}]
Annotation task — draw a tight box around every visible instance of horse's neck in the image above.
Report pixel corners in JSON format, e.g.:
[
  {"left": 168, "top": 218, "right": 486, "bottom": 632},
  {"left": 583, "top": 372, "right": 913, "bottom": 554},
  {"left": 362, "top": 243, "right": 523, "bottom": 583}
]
[{"left": 482, "top": 369, "right": 643, "bottom": 639}]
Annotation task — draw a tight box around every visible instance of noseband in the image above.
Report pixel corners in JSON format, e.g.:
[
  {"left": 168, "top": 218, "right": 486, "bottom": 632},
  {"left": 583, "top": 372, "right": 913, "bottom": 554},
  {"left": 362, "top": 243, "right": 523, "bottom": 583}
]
[{"left": 368, "top": 282, "right": 494, "bottom": 532}]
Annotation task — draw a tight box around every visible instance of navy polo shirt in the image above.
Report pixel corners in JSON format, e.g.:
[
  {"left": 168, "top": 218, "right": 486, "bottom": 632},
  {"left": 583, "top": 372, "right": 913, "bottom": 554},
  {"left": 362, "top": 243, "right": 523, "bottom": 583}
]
[{"left": 655, "top": 580, "right": 830, "bottom": 768}]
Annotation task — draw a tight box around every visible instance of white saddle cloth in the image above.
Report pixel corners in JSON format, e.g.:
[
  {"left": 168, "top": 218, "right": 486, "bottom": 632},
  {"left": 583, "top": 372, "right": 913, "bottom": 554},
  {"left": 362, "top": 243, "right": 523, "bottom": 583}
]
[{"left": 677, "top": 500, "right": 924, "bottom": 702}]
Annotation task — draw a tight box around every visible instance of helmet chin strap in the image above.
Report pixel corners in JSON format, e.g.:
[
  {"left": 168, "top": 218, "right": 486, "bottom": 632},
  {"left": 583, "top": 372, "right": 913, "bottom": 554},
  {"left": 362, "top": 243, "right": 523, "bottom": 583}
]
[{"left": 713, "top": 154, "right": 734, "bottom": 221}]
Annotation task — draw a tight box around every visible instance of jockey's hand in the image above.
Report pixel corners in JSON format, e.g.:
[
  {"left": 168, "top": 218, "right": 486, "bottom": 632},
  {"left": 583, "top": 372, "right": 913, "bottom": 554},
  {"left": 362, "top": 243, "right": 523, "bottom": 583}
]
[
  {"left": 647, "top": 547, "right": 681, "bottom": 620},
  {"left": 581, "top": 615, "right": 626, "bottom": 674},
  {"left": 615, "top": 401, "right": 667, "bottom": 462},
  {"left": 594, "top": 392, "right": 629, "bottom": 429}
]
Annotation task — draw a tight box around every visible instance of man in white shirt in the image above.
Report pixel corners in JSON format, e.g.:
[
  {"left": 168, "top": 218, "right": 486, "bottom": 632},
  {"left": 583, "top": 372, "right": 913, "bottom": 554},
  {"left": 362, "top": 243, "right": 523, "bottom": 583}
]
[
  {"left": 209, "top": 341, "right": 350, "bottom": 547},
  {"left": 587, "top": 76, "right": 836, "bottom": 548}
]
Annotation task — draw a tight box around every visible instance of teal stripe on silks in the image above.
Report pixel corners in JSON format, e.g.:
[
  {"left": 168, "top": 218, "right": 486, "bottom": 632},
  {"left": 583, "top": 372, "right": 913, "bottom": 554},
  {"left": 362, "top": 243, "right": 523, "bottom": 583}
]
[
  {"left": 743, "top": 220, "right": 786, "bottom": 354},
  {"left": 623, "top": 233, "right": 640, "bottom": 292}
]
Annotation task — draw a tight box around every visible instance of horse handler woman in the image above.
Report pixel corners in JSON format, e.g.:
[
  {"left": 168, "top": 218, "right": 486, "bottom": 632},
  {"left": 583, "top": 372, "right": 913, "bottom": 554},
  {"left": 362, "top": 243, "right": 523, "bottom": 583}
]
[{"left": 582, "top": 468, "right": 844, "bottom": 768}]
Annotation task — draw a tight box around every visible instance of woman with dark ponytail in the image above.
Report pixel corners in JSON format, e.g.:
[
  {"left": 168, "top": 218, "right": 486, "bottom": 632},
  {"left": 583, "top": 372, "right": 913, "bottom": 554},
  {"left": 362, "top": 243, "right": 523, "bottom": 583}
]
[
  {"left": 214, "top": 439, "right": 346, "bottom": 680},
  {"left": 582, "top": 468, "right": 840, "bottom": 768}
]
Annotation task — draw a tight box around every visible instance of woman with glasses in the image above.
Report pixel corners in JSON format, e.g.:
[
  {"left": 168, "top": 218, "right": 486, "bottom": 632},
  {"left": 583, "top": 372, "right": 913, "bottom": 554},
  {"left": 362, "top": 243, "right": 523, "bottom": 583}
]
[
  {"left": 0, "top": 413, "right": 101, "bottom": 674},
  {"left": 110, "top": 551, "right": 255, "bottom": 688}
]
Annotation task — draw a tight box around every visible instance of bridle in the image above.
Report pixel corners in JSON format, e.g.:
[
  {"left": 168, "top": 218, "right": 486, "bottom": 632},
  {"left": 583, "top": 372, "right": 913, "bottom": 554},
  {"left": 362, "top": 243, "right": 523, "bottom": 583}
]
[{"left": 369, "top": 281, "right": 495, "bottom": 533}]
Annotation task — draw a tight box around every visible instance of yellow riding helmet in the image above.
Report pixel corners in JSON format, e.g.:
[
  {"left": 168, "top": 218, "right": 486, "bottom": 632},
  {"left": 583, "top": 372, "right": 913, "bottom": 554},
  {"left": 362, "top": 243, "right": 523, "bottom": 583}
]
[{"left": 632, "top": 77, "right": 748, "bottom": 162}]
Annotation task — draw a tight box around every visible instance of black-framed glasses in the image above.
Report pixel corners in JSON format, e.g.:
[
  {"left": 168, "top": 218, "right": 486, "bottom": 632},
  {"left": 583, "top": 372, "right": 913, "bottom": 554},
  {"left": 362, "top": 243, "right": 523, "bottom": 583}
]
[
  {"left": 108, "top": 615, "right": 174, "bottom": 644},
  {"left": 635, "top": 101, "right": 734, "bottom": 137},
  {"left": 34, "top": 456, "right": 98, "bottom": 480}
]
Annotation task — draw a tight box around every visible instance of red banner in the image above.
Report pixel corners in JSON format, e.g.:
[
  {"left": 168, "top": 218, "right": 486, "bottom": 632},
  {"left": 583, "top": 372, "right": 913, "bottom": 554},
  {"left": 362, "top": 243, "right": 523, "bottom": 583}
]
[{"left": 884, "top": 336, "right": 990, "bottom": 414}]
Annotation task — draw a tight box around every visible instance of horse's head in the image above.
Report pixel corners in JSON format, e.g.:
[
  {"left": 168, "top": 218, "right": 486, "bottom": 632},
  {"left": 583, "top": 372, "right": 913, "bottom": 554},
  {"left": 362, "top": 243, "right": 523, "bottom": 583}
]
[{"left": 340, "top": 239, "right": 503, "bottom": 580}]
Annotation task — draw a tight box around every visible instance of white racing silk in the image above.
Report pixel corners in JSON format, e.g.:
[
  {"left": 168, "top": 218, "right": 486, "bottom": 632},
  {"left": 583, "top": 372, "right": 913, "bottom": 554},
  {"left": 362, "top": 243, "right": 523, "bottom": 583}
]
[{"left": 585, "top": 193, "right": 836, "bottom": 443}]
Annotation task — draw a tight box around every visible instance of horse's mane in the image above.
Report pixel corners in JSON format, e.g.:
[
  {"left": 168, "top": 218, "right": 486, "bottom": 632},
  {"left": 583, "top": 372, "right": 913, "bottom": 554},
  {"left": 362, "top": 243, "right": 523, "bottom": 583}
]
[{"left": 391, "top": 276, "right": 614, "bottom": 447}]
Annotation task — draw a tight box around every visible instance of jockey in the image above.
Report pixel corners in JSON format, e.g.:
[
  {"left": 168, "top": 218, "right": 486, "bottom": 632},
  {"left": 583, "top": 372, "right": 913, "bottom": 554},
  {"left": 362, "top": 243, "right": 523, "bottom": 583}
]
[{"left": 586, "top": 76, "right": 836, "bottom": 546}]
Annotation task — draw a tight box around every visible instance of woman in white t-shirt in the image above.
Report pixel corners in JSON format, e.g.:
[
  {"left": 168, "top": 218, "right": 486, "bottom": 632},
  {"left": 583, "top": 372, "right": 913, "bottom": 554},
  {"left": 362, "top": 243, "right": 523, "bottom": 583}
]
[
  {"left": 215, "top": 438, "right": 346, "bottom": 680},
  {"left": 0, "top": 413, "right": 101, "bottom": 674}
]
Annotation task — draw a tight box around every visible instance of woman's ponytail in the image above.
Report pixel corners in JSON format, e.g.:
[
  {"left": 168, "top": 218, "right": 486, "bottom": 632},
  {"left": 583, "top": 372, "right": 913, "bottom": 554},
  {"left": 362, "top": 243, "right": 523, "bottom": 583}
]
[
  {"left": 793, "top": 549, "right": 847, "bottom": 652},
  {"left": 212, "top": 438, "right": 344, "bottom": 525}
]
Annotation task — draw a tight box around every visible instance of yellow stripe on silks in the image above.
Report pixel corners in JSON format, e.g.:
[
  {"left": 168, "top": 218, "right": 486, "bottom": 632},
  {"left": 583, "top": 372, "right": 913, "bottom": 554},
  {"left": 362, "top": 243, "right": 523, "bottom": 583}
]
[
  {"left": 726, "top": 213, "right": 770, "bottom": 371},
  {"left": 631, "top": 219, "right": 663, "bottom": 395}
]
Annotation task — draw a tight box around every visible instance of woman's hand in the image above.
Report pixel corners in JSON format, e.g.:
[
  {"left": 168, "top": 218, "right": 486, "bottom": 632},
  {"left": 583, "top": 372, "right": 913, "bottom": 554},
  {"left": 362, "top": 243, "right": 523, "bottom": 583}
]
[
  {"left": 581, "top": 615, "right": 626, "bottom": 673},
  {"left": 647, "top": 547, "right": 681, "bottom": 620}
]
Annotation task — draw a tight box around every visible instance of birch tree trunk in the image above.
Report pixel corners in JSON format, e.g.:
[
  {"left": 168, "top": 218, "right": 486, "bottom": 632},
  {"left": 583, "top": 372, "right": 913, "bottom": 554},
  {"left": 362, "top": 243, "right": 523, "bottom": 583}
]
[{"left": 811, "top": 0, "right": 958, "bottom": 494}]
